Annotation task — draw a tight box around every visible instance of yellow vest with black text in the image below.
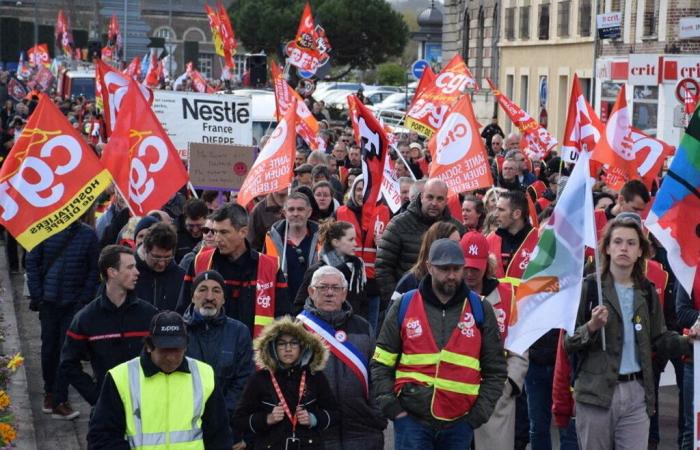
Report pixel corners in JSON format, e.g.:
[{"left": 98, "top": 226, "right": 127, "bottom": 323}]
[
  {"left": 392, "top": 291, "right": 482, "bottom": 421},
  {"left": 109, "top": 356, "right": 215, "bottom": 449}
]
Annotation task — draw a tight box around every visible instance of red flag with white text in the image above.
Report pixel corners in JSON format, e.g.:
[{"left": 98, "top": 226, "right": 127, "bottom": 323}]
[
  {"left": 101, "top": 78, "right": 189, "bottom": 215},
  {"left": 123, "top": 57, "right": 142, "bottom": 79},
  {"left": 217, "top": 2, "right": 237, "bottom": 67},
  {"left": 405, "top": 54, "right": 477, "bottom": 137},
  {"left": 237, "top": 99, "right": 298, "bottom": 207},
  {"left": 55, "top": 10, "right": 73, "bottom": 58},
  {"left": 28, "top": 44, "right": 51, "bottom": 68},
  {"left": 285, "top": 2, "right": 330, "bottom": 72},
  {"left": 347, "top": 95, "right": 388, "bottom": 232},
  {"left": 428, "top": 94, "right": 493, "bottom": 195},
  {"left": 270, "top": 61, "right": 324, "bottom": 151},
  {"left": 591, "top": 85, "right": 638, "bottom": 185},
  {"left": 488, "top": 78, "right": 558, "bottom": 160},
  {"left": 0, "top": 94, "right": 112, "bottom": 250},
  {"left": 96, "top": 60, "right": 154, "bottom": 137},
  {"left": 561, "top": 74, "right": 604, "bottom": 163}
]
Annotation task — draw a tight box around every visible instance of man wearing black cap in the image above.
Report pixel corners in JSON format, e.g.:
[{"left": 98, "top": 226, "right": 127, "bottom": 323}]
[
  {"left": 183, "top": 270, "right": 253, "bottom": 448},
  {"left": 371, "top": 239, "right": 506, "bottom": 450},
  {"left": 88, "top": 311, "right": 234, "bottom": 449}
]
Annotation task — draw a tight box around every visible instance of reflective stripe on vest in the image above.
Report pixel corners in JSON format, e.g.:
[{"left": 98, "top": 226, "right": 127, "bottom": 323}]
[
  {"left": 193, "top": 249, "right": 278, "bottom": 338},
  {"left": 394, "top": 290, "right": 482, "bottom": 421},
  {"left": 111, "top": 357, "right": 215, "bottom": 449}
]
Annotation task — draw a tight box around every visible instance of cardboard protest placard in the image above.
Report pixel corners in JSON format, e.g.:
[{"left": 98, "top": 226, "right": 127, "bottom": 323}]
[{"left": 188, "top": 143, "right": 256, "bottom": 191}]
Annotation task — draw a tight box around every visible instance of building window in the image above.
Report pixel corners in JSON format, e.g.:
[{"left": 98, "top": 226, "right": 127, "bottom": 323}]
[
  {"left": 519, "top": 6, "right": 530, "bottom": 40},
  {"left": 505, "top": 7, "right": 516, "bottom": 40},
  {"left": 198, "top": 53, "right": 213, "bottom": 78},
  {"left": 643, "top": 0, "right": 659, "bottom": 37},
  {"left": 154, "top": 27, "right": 175, "bottom": 41},
  {"left": 609, "top": 0, "right": 621, "bottom": 12},
  {"left": 558, "top": 1, "right": 570, "bottom": 37},
  {"left": 476, "top": 8, "right": 485, "bottom": 82},
  {"left": 538, "top": 4, "right": 550, "bottom": 40},
  {"left": 491, "top": 4, "right": 500, "bottom": 82},
  {"left": 233, "top": 54, "right": 246, "bottom": 79},
  {"left": 632, "top": 86, "right": 658, "bottom": 136},
  {"left": 184, "top": 28, "right": 207, "bottom": 43},
  {"left": 463, "top": 12, "right": 470, "bottom": 63},
  {"left": 520, "top": 75, "right": 529, "bottom": 112},
  {"left": 579, "top": 0, "right": 592, "bottom": 36}
]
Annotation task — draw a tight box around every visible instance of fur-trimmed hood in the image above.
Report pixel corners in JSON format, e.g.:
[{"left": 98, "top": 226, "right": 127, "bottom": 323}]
[{"left": 254, "top": 316, "right": 329, "bottom": 373}]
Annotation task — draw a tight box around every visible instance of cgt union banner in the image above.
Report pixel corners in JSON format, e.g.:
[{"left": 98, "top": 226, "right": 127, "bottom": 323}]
[
  {"left": 0, "top": 94, "right": 111, "bottom": 251},
  {"left": 151, "top": 90, "right": 253, "bottom": 157},
  {"left": 428, "top": 94, "right": 493, "bottom": 195}
]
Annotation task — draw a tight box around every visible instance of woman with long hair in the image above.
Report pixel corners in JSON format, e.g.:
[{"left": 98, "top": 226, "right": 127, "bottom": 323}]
[
  {"left": 389, "top": 221, "right": 460, "bottom": 305},
  {"left": 565, "top": 214, "right": 698, "bottom": 450},
  {"left": 293, "top": 220, "right": 369, "bottom": 318}
]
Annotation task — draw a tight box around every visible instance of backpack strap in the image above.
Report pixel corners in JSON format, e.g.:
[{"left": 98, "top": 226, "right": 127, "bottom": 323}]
[
  {"left": 467, "top": 290, "right": 484, "bottom": 328},
  {"left": 397, "top": 290, "right": 416, "bottom": 327}
]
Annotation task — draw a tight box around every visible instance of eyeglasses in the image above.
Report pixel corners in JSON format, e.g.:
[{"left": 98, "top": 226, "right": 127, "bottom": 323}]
[
  {"left": 201, "top": 227, "right": 214, "bottom": 235},
  {"left": 147, "top": 252, "right": 173, "bottom": 263},
  {"left": 276, "top": 340, "right": 301, "bottom": 349},
  {"left": 313, "top": 285, "right": 345, "bottom": 293}
]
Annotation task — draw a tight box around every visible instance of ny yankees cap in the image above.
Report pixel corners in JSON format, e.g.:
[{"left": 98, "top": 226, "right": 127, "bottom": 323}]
[
  {"left": 428, "top": 239, "right": 465, "bottom": 267},
  {"left": 460, "top": 231, "right": 489, "bottom": 271},
  {"left": 150, "top": 311, "right": 188, "bottom": 349}
]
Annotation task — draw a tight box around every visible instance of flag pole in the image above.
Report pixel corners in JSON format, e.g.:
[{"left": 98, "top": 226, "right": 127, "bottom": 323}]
[
  {"left": 111, "top": 183, "right": 137, "bottom": 217},
  {"left": 280, "top": 184, "right": 292, "bottom": 278},
  {"left": 591, "top": 213, "right": 607, "bottom": 351},
  {"left": 394, "top": 147, "right": 417, "bottom": 181},
  {"left": 187, "top": 182, "right": 199, "bottom": 199}
]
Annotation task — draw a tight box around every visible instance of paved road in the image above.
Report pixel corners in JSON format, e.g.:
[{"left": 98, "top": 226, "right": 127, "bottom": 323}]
[{"left": 0, "top": 242, "right": 686, "bottom": 449}]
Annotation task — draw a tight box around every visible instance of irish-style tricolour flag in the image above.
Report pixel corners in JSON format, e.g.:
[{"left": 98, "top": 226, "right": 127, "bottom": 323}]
[{"left": 505, "top": 152, "right": 596, "bottom": 355}]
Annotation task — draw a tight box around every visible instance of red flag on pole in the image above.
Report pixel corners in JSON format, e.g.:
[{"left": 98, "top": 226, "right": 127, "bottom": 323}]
[
  {"left": 269, "top": 61, "right": 324, "bottom": 151},
  {"left": 123, "top": 57, "right": 142, "bottom": 78},
  {"left": 561, "top": 74, "right": 604, "bottom": 163},
  {"left": 217, "top": 2, "right": 237, "bottom": 67},
  {"left": 591, "top": 85, "right": 638, "bottom": 184},
  {"left": 405, "top": 54, "right": 477, "bottom": 137},
  {"left": 488, "top": 78, "right": 558, "bottom": 160},
  {"left": 285, "top": 2, "right": 331, "bottom": 72},
  {"left": 347, "top": 95, "right": 389, "bottom": 232},
  {"left": 97, "top": 60, "right": 153, "bottom": 137},
  {"left": 0, "top": 94, "right": 112, "bottom": 250},
  {"left": 101, "top": 78, "right": 189, "bottom": 215},
  {"left": 237, "top": 99, "right": 298, "bottom": 207},
  {"left": 427, "top": 94, "right": 493, "bottom": 195},
  {"left": 55, "top": 10, "right": 74, "bottom": 58}
]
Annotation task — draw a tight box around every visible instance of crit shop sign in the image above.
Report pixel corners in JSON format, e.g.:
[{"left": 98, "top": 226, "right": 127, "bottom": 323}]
[
  {"left": 628, "top": 54, "right": 661, "bottom": 86},
  {"left": 152, "top": 91, "right": 253, "bottom": 158}
]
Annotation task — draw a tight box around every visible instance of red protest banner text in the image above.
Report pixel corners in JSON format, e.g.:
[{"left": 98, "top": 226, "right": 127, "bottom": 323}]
[{"left": 0, "top": 95, "right": 111, "bottom": 250}]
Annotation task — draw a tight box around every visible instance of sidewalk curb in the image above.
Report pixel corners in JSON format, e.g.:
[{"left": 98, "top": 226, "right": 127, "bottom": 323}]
[{"left": 0, "top": 245, "right": 38, "bottom": 450}]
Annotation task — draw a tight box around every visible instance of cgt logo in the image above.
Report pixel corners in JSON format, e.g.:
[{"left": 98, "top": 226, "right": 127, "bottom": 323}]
[
  {"left": 128, "top": 130, "right": 169, "bottom": 209},
  {"left": 435, "top": 111, "right": 471, "bottom": 165},
  {"left": 0, "top": 129, "right": 83, "bottom": 221},
  {"left": 435, "top": 72, "right": 473, "bottom": 95}
]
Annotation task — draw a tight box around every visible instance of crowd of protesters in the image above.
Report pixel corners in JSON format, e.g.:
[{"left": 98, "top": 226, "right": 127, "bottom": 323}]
[{"left": 1, "top": 66, "right": 699, "bottom": 450}]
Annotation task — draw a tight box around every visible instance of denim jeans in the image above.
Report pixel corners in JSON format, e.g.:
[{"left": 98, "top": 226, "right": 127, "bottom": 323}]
[
  {"left": 393, "top": 414, "right": 473, "bottom": 450},
  {"left": 525, "top": 362, "right": 579, "bottom": 450},
  {"left": 681, "top": 362, "right": 694, "bottom": 450},
  {"left": 366, "top": 295, "right": 380, "bottom": 335}
]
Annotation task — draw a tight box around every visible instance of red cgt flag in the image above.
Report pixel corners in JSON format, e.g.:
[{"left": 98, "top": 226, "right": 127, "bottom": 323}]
[
  {"left": 123, "top": 57, "right": 142, "bottom": 79},
  {"left": 285, "top": 2, "right": 330, "bottom": 72},
  {"left": 405, "top": 54, "right": 477, "bottom": 138},
  {"left": 97, "top": 60, "right": 153, "bottom": 137},
  {"left": 0, "top": 94, "right": 112, "bottom": 250},
  {"left": 488, "top": 78, "right": 558, "bottom": 160},
  {"left": 237, "top": 99, "right": 298, "bottom": 207},
  {"left": 591, "top": 85, "right": 638, "bottom": 185},
  {"left": 413, "top": 64, "right": 436, "bottom": 98},
  {"left": 561, "top": 74, "right": 604, "bottom": 163},
  {"left": 101, "top": 78, "right": 189, "bottom": 216},
  {"left": 428, "top": 94, "right": 493, "bottom": 195},
  {"left": 347, "top": 95, "right": 389, "bottom": 232},
  {"left": 269, "top": 61, "right": 324, "bottom": 151}
]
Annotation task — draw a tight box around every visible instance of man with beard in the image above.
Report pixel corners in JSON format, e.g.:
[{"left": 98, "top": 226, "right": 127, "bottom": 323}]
[
  {"left": 372, "top": 239, "right": 506, "bottom": 449},
  {"left": 184, "top": 270, "right": 253, "bottom": 449}
]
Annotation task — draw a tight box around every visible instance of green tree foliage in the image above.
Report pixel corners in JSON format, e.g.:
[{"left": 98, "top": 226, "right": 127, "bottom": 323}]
[
  {"left": 229, "top": 0, "right": 409, "bottom": 70},
  {"left": 376, "top": 62, "right": 405, "bottom": 86}
]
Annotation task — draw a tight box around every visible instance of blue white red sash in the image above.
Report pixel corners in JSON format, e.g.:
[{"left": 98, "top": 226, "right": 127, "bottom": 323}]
[{"left": 297, "top": 310, "right": 369, "bottom": 397}]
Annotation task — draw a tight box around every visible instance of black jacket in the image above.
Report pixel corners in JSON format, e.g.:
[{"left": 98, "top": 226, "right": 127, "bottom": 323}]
[
  {"left": 293, "top": 259, "right": 368, "bottom": 318},
  {"left": 134, "top": 251, "right": 185, "bottom": 311},
  {"left": 183, "top": 305, "right": 254, "bottom": 419},
  {"left": 58, "top": 288, "right": 158, "bottom": 405},
  {"left": 301, "top": 300, "right": 386, "bottom": 450},
  {"left": 88, "top": 352, "right": 234, "bottom": 450},
  {"left": 375, "top": 196, "right": 464, "bottom": 305},
  {"left": 176, "top": 243, "right": 290, "bottom": 337}
]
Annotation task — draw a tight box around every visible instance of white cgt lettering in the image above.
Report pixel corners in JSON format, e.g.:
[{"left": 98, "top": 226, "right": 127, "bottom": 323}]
[
  {"left": 1, "top": 135, "right": 83, "bottom": 221},
  {"left": 129, "top": 136, "right": 168, "bottom": 206}
]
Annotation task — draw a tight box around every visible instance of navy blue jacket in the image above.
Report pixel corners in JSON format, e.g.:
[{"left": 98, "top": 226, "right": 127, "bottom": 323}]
[
  {"left": 183, "top": 305, "right": 254, "bottom": 419},
  {"left": 26, "top": 222, "right": 100, "bottom": 307},
  {"left": 134, "top": 251, "right": 185, "bottom": 311},
  {"left": 675, "top": 284, "right": 699, "bottom": 329}
]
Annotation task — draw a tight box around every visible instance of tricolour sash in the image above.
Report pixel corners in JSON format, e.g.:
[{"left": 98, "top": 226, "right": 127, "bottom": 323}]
[{"left": 297, "top": 310, "right": 369, "bottom": 397}]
